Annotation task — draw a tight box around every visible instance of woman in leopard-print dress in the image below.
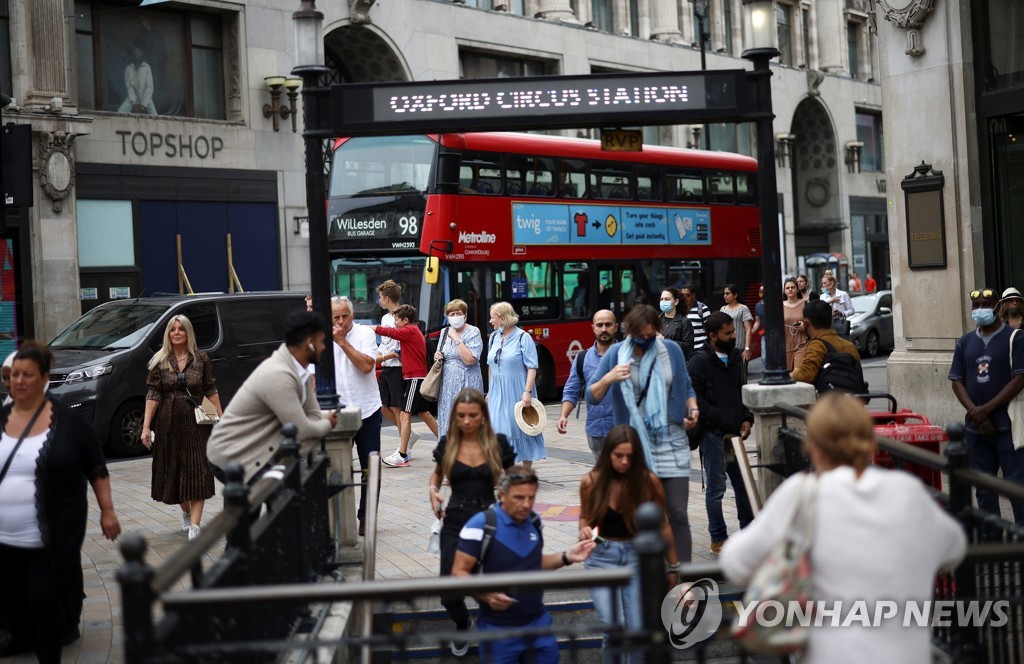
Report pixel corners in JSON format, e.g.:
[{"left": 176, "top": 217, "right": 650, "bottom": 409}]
[{"left": 140, "top": 314, "right": 222, "bottom": 539}]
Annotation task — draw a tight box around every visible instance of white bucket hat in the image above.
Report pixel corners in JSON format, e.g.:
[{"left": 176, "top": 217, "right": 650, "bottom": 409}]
[{"left": 513, "top": 398, "right": 547, "bottom": 437}]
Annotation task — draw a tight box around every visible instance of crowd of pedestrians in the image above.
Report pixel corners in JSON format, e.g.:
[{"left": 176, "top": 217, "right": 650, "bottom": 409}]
[{"left": 9, "top": 271, "right": 1024, "bottom": 664}]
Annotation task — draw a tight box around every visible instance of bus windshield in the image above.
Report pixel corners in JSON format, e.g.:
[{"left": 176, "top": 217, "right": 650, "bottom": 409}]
[
  {"left": 331, "top": 256, "right": 447, "bottom": 330},
  {"left": 329, "top": 136, "right": 436, "bottom": 198}
]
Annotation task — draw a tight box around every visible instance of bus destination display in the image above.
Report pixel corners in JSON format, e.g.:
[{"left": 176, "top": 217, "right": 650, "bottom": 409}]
[
  {"left": 328, "top": 209, "right": 422, "bottom": 250},
  {"left": 511, "top": 203, "right": 711, "bottom": 246}
]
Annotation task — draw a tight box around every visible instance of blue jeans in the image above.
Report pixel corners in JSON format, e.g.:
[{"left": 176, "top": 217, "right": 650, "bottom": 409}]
[
  {"left": 478, "top": 612, "right": 558, "bottom": 664},
  {"left": 700, "top": 431, "right": 754, "bottom": 543},
  {"left": 585, "top": 539, "right": 641, "bottom": 664},
  {"left": 965, "top": 430, "right": 1024, "bottom": 525}
]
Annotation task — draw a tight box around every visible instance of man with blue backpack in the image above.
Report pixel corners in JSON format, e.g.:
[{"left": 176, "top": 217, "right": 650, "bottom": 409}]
[
  {"left": 557, "top": 309, "right": 618, "bottom": 460},
  {"left": 452, "top": 466, "right": 595, "bottom": 663}
]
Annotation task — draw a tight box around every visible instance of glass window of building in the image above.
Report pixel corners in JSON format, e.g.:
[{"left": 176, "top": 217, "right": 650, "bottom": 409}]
[
  {"left": 629, "top": 0, "right": 640, "bottom": 37},
  {"left": 74, "top": 2, "right": 227, "bottom": 120},
  {"left": 709, "top": 122, "right": 753, "bottom": 157},
  {"left": 460, "top": 51, "right": 554, "bottom": 78},
  {"left": 986, "top": 0, "right": 1024, "bottom": 90},
  {"left": 802, "top": 8, "right": 811, "bottom": 68},
  {"left": 776, "top": 3, "right": 792, "bottom": 65},
  {"left": 855, "top": 111, "right": 884, "bottom": 172},
  {"left": 847, "top": 23, "right": 860, "bottom": 79},
  {"left": 76, "top": 200, "right": 136, "bottom": 267},
  {"left": 591, "top": 0, "right": 613, "bottom": 32},
  {"left": 0, "top": 0, "right": 11, "bottom": 97},
  {"left": 722, "top": 0, "right": 734, "bottom": 55}
]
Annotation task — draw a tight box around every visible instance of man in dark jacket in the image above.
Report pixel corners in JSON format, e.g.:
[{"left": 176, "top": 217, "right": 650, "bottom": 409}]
[{"left": 687, "top": 311, "right": 755, "bottom": 555}]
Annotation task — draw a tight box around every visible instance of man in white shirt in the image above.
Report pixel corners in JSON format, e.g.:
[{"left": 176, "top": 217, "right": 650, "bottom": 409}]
[{"left": 332, "top": 296, "right": 382, "bottom": 536}]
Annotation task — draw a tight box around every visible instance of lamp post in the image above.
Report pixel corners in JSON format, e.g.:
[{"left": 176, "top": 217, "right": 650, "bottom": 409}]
[
  {"left": 742, "top": 0, "right": 790, "bottom": 386},
  {"left": 691, "top": 0, "right": 710, "bottom": 150},
  {"left": 292, "top": 0, "right": 338, "bottom": 406}
]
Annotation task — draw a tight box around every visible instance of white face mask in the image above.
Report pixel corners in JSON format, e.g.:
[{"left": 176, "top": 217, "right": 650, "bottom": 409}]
[{"left": 448, "top": 314, "right": 466, "bottom": 329}]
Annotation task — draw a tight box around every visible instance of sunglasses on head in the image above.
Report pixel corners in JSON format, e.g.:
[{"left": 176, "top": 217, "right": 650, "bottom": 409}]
[{"left": 970, "top": 289, "right": 995, "bottom": 300}]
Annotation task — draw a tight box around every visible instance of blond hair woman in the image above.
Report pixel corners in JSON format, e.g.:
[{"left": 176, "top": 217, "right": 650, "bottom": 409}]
[
  {"left": 720, "top": 393, "right": 966, "bottom": 663},
  {"left": 486, "top": 301, "right": 544, "bottom": 468},
  {"left": 140, "top": 315, "right": 222, "bottom": 540}
]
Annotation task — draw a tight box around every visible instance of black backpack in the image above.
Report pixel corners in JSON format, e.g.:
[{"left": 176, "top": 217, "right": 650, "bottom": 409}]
[
  {"left": 473, "top": 506, "right": 543, "bottom": 573},
  {"left": 814, "top": 339, "right": 867, "bottom": 395}
]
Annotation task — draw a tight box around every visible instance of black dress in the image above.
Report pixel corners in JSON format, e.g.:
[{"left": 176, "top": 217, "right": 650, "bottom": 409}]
[
  {"left": 146, "top": 352, "right": 217, "bottom": 504},
  {"left": 432, "top": 433, "right": 516, "bottom": 629}
]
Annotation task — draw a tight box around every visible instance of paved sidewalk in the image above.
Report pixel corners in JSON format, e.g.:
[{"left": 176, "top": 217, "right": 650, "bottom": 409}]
[{"left": 0, "top": 406, "right": 749, "bottom": 663}]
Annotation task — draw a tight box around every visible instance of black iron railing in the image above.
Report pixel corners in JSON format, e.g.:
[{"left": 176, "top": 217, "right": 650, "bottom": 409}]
[
  {"left": 774, "top": 402, "right": 1024, "bottom": 663},
  {"left": 117, "top": 423, "right": 335, "bottom": 663}
]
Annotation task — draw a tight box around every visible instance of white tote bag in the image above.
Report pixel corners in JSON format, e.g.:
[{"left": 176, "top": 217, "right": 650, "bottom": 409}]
[{"left": 1007, "top": 330, "right": 1024, "bottom": 450}]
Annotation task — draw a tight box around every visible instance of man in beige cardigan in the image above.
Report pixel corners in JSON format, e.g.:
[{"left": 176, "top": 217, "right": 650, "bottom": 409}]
[{"left": 208, "top": 310, "right": 339, "bottom": 483}]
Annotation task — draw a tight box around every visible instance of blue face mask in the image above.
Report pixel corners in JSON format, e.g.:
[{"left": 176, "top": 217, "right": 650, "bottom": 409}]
[
  {"left": 633, "top": 336, "right": 656, "bottom": 351},
  {"left": 659, "top": 302, "right": 672, "bottom": 314},
  {"left": 972, "top": 308, "right": 997, "bottom": 327}
]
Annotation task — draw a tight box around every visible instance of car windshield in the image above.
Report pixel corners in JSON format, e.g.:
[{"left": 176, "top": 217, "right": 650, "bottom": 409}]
[
  {"left": 852, "top": 294, "right": 878, "bottom": 314},
  {"left": 50, "top": 304, "right": 168, "bottom": 350}
]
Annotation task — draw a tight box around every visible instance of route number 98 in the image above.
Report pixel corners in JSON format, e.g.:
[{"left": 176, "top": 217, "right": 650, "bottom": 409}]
[{"left": 398, "top": 216, "right": 418, "bottom": 235}]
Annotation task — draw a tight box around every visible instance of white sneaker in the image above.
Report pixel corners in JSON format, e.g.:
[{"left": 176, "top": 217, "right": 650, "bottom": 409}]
[
  {"left": 450, "top": 618, "right": 474, "bottom": 657},
  {"left": 181, "top": 511, "right": 191, "bottom": 532},
  {"left": 381, "top": 450, "right": 410, "bottom": 467},
  {"left": 188, "top": 524, "right": 201, "bottom": 541}
]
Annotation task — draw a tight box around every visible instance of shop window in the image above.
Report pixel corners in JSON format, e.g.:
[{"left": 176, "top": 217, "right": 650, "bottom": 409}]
[
  {"left": 0, "top": 0, "right": 11, "bottom": 97},
  {"left": 77, "top": 200, "right": 136, "bottom": 267},
  {"left": 75, "top": 1, "right": 228, "bottom": 120},
  {"left": 856, "top": 111, "right": 884, "bottom": 172},
  {"left": 459, "top": 51, "right": 555, "bottom": 79},
  {"left": 986, "top": 0, "right": 1024, "bottom": 90}
]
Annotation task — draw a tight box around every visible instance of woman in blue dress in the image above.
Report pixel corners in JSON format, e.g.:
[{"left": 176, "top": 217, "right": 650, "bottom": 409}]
[
  {"left": 486, "top": 301, "right": 545, "bottom": 467},
  {"left": 435, "top": 299, "right": 484, "bottom": 439}
]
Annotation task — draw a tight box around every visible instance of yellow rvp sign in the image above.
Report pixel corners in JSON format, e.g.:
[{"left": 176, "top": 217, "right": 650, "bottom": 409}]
[{"left": 601, "top": 129, "right": 643, "bottom": 152}]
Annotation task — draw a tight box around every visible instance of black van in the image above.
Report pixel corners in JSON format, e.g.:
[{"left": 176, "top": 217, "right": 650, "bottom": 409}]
[{"left": 47, "top": 292, "right": 306, "bottom": 457}]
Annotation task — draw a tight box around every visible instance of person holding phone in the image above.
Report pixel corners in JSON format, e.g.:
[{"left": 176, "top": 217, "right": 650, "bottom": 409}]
[
  {"left": 427, "top": 389, "right": 515, "bottom": 656},
  {"left": 141, "top": 315, "right": 221, "bottom": 541},
  {"left": 783, "top": 277, "right": 809, "bottom": 370}
]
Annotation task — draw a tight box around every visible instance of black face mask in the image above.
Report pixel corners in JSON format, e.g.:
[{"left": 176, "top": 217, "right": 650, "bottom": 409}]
[{"left": 713, "top": 336, "right": 736, "bottom": 352}]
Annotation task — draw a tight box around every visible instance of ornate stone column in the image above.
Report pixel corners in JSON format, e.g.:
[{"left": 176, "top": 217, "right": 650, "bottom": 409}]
[
  {"left": 816, "top": 0, "right": 845, "bottom": 73},
  {"left": 538, "top": 0, "right": 578, "bottom": 21},
  {"left": 650, "top": 0, "right": 682, "bottom": 41},
  {"left": 614, "top": 0, "right": 631, "bottom": 35},
  {"left": 25, "top": 0, "right": 71, "bottom": 110}
]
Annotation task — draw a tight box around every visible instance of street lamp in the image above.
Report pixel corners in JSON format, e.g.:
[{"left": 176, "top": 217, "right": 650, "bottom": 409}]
[
  {"left": 292, "top": 0, "right": 339, "bottom": 406},
  {"left": 690, "top": 0, "right": 710, "bottom": 150},
  {"left": 741, "top": 0, "right": 791, "bottom": 385}
]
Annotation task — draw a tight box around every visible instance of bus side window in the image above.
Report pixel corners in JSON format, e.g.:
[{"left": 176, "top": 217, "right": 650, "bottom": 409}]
[
  {"left": 459, "top": 151, "right": 502, "bottom": 195},
  {"left": 708, "top": 171, "right": 735, "bottom": 204},
  {"left": 559, "top": 159, "right": 587, "bottom": 199},
  {"left": 667, "top": 170, "right": 704, "bottom": 203},
  {"left": 563, "top": 265, "right": 589, "bottom": 320},
  {"left": 735, "top": 172, "right": 757, "bottom": 205},
  {"left": 637, "top": 165, "right": 661, "bottom": 201}
]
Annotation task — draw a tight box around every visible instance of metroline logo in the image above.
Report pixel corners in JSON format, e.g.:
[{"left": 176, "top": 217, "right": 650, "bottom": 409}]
[{"left": 458, "top": 231, "right": 496, "bottom": 244}]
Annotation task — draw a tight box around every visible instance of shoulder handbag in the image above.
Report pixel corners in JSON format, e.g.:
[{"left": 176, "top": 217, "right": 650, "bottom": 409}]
[
  {"left": 731, "top": 473, "right": 818, "bottom": 655},
  {"left": 1007, "top": 330, "right": 1024, "bottom": 450},
  {"left": 185, "top": 384, "right": 220, "bottom": 426},
  {"left": 420, "top": 327, "right": 450, "bottom": 402}
]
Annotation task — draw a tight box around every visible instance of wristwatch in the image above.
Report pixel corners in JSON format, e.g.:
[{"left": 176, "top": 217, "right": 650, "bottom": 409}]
[{"left": 562, "top": 551, "right": 571, "bottom": 567}]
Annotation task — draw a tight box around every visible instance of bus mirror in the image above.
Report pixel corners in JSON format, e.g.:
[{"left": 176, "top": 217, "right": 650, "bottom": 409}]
[{"left": 425, "top": 256, "right": 440, "bottom": 285}]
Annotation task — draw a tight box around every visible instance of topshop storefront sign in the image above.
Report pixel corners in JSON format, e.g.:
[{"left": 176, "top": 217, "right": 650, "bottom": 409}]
[{"left": 116, "top": 131, "right": 225, "bottom": 160}]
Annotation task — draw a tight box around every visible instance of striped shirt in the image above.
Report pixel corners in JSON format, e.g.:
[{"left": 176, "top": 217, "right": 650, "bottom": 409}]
[{"left": 687, "top": 301, "right": 712, "bottom": 349}]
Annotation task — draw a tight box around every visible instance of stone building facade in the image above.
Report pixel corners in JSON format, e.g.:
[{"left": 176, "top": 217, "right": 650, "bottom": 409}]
[
  {"left": 1, "top": 0, "right": 882, "bottom": 345},
  {"left": 875, "top": 0, "right": 1024, "bottom": 420}
]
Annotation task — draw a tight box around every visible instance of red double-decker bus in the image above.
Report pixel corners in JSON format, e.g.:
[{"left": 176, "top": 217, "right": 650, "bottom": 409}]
[{"left": 327, "top": 133, "right": 761, "bottom": 399}]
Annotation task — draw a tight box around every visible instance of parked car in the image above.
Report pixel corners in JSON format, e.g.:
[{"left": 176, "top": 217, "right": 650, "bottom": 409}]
[
  {"left": 47, "top": 292, "right": 306, "bottom": 457},
  {"left": 848, "top": 290, "right": 894, "bottom": 358}
]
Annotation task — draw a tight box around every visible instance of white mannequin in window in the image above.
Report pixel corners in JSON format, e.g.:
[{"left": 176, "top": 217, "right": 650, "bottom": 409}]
[{"left": 118, "top": 44, "right": 156, "bottom": 115}]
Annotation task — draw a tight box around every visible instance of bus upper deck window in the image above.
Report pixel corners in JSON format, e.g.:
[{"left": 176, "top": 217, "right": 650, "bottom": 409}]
[
  {"left": 458, "top": 151, "right": 502, "bottom": 195},
  {"left": 708, "top": 171, "right": 735, "bottom": 204}
]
